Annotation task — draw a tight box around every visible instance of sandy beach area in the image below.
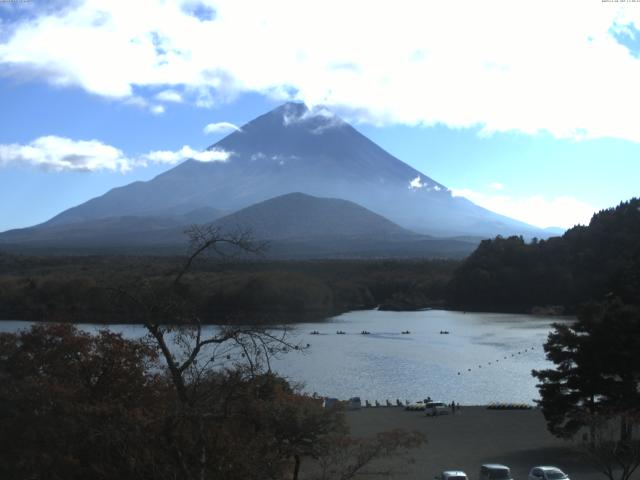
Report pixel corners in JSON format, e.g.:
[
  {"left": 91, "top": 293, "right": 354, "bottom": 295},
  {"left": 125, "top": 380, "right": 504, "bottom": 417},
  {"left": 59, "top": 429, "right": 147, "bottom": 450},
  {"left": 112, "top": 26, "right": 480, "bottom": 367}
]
[{"left": 342, "top": 406, "right": 627, "bottom": 480}]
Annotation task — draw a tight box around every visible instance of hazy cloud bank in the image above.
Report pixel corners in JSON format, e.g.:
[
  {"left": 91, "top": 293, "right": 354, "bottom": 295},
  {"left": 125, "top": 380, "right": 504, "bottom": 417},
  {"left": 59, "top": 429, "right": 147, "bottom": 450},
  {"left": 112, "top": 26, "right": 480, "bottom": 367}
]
[{"left": 451, "top": 188, "right": 595, "bottom": 229}]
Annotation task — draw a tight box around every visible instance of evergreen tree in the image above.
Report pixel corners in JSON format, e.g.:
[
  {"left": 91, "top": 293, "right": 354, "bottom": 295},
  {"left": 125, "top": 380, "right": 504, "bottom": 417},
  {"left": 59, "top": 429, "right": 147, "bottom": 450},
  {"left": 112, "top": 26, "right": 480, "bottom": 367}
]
[{"left": 533, "top": 299, "right": 640, "bottom": 440}]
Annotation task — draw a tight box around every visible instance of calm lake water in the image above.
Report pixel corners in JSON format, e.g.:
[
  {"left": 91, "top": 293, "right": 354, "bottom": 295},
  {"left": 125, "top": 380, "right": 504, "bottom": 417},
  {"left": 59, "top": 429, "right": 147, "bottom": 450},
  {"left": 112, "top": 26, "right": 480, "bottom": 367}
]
[{"left": 0, "top": 309, "right": 569, "bottom": 405}]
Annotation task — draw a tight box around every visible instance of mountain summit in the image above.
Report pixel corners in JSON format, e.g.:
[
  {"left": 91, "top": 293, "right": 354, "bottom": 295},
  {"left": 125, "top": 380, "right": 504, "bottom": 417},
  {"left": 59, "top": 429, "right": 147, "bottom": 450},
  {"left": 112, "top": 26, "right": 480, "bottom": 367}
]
[{"left": 28, "top": 102, "right": 541, "bottom": 239}]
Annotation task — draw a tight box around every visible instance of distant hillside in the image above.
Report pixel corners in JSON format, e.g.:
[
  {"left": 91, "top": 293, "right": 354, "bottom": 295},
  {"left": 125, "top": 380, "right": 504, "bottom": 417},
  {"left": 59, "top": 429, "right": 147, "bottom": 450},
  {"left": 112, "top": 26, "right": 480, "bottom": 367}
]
[
  {"left": 0, "top": 193, "right": 479, "bottom": 258},
  {"left": 0, "top": 207, "right": 226, "bottom": 250},
  {"left": 447, "top": 198, "right": 640, "bottom": 312},
  {"left": 211, "top": 192, "right": 412, "bottom": 239},
  {"left": 206, "top": 192, "right": 479, "bottom": 259}
]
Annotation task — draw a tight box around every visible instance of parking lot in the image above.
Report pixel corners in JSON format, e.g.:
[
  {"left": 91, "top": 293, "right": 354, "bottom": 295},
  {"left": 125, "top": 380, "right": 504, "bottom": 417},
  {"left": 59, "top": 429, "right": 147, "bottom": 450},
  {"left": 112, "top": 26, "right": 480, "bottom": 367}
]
[{"left": 344, "top": 406, "right": 615, "bottom": 480}]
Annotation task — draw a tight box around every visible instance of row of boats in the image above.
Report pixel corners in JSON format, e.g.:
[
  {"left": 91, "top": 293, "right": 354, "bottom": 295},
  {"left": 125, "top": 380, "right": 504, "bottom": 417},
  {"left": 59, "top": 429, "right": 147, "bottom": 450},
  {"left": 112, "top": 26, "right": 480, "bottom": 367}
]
[
  {"left": 310, "top": 330, "right": 453, "bottom": 335},
  {"left": 309, "top": 330, "right": 381, "bottom": 335}
]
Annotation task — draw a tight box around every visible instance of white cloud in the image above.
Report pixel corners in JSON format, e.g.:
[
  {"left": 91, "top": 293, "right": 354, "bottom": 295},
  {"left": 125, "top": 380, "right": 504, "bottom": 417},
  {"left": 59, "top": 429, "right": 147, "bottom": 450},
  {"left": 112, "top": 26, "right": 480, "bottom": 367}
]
[
  {"left": 2, "top": 1, "right": 640, "bottom": 141},
  {"left": 150, "top": 104, "right": 165, "bottom": 115},
  {"left": 203, "top": 121, "right": 241, "bottom": 134},
  {"left": 141, "top": 145, "right": 231, "bottom": 164},
  {"left": 0, "top": 136, "right": 130, "bottom": 172},
  {"left": 409, "top": 175, "right": 425, "bottom": 189},
  {"left": 281, "top": 105, "right": 345, "bottom": 134},
  {"left": 0, "top": 136, "right": 231, "bottom": 172},
  {"left": 451, "top": 188, "right": 596, "bottom": 229},
  {"left": 155, "top": 89, "right": 183, "bottom": 103},
  {"left": 489, "top": 182, "right": 504, "bottom": 190},
  {"left": 124, "top": 95, "right": 166, "bottom": 115}
]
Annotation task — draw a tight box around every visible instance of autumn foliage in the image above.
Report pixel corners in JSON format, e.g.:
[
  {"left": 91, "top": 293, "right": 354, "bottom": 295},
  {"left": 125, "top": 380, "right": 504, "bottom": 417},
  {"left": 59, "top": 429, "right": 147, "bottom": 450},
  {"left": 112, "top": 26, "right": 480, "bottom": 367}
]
[{"left": 0, "top": 324, "right": 423, "bottom": 480}]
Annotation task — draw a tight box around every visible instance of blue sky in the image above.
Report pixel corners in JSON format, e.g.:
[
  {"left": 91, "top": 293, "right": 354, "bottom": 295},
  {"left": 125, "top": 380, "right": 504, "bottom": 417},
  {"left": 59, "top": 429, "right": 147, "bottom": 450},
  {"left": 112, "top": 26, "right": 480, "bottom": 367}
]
[{"left": 1, "top": 0, "right": 639, "bottom": 232}]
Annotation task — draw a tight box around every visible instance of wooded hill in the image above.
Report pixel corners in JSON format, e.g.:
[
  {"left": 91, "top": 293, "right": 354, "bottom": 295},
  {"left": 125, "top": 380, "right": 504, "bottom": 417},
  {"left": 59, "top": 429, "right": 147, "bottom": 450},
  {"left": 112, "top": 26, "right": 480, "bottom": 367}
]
[{"left": 447, "top": 198, "right": 640, "bottom": 312}]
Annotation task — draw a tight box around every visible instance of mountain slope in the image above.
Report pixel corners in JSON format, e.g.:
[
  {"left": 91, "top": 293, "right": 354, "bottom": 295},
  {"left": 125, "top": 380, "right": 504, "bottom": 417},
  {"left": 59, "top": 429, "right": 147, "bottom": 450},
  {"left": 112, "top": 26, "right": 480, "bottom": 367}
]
[
  {"left": 38, "top": 102, "right": 545, "bottom": 238},
  {"left": 0, "top": 208, "right": 226, "bottom": 249},
  {"left": 208, "top": 192, "right": 477, "bottom": 258},
  {"left": 211, "top": 192, "right": 413, "bottom": 240}
]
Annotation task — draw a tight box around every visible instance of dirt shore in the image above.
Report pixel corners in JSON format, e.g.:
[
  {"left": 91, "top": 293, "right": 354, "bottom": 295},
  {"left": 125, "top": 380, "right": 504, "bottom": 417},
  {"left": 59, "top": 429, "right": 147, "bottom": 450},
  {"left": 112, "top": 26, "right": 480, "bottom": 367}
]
[{"left": 343, "top": 406, "right": 624, "bottom": 480}]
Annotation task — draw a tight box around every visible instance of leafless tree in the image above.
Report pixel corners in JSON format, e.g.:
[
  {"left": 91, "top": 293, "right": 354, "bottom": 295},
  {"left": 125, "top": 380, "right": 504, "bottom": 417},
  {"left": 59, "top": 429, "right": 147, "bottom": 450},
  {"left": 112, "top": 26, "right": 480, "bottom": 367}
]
[
  {"left": 580, "top": 411, "right": 640, "bottom": 480},
  {"left": 112, "top": 224, "right": 300, "bottom": 480},
  {"left": 111, "top": 224, "right": 425, "bottom": 480}
]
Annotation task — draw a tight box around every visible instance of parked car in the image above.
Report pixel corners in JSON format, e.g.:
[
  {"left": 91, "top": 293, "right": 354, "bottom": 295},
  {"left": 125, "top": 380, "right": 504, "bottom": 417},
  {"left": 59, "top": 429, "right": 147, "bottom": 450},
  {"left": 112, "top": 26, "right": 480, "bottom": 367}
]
[
  {"left": 434, "top": 470, "right": 468, "bottom": 480},
  {"left": 479, "top": 464, "right": 514, "bottom": 480},
  {"left": 424, "top": 401, "right": 449, "bottom": 416},
  {"left": 528, "top": 466, "right": 569, "bottom": 480},
  {"left": 405, "top": 400, "right": 425, "bottom": 411},
  {"left": 347, "top": 397, "right": 362, "bottom": 410}
]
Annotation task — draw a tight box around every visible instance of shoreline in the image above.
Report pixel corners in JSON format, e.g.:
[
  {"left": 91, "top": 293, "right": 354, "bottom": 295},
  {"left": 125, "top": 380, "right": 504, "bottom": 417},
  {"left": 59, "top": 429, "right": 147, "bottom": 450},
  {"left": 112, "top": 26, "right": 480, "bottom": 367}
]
[{"left": 0, "top": 306, "right": 574, "bottom": 326}]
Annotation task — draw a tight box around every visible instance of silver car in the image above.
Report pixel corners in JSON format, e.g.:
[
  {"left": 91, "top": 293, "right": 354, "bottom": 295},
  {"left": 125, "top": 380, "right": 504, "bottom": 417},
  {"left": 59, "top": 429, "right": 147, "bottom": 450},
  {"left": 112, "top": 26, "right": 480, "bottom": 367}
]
[
  {"left": 434, "top": 471, "right": 468, "bottom": 480},
  {"left": 528, "top": 466, "right": 569, "bottom": 480}
]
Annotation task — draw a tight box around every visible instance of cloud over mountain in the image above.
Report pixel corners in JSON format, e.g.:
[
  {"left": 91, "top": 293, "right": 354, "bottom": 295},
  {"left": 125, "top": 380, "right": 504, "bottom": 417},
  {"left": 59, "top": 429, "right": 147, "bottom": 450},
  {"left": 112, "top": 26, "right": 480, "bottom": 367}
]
[
  {"left": 203, "top": 122, "right": 242, "bottom": 134},
  {"left": 1, "top": 1, "right": 639, "bottom": 141}
]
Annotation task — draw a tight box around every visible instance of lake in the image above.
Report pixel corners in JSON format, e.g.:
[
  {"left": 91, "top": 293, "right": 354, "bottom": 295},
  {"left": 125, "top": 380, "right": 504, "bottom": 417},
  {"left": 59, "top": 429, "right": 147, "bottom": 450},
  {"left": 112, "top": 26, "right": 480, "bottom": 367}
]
[{"left": 0, "top": 309, "right": 568, "bottom": 405}]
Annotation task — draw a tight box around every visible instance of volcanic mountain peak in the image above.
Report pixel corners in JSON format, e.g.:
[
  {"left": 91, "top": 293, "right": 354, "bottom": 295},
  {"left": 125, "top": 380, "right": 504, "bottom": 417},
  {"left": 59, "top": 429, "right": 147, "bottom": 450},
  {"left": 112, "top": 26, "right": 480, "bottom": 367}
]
[
  {"left": 200, "top": 101, "right": 444, "bottom": 195},
  {"left": 248, "top": 101, "right": 344, "bottom": 132},
  {"left": 19, "top": 102, "right": 548, "bottom": 240}
]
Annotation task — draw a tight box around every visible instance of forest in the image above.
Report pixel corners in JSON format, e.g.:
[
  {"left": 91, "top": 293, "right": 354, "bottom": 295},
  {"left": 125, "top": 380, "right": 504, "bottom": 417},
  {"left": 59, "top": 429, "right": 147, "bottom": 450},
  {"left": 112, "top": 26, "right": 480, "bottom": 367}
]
[
  {"left": 447, "top": 198, "right": 640, "bottom": 313},
  {"left": 0, "top": 253, "right": 456, "bottom": 324}
]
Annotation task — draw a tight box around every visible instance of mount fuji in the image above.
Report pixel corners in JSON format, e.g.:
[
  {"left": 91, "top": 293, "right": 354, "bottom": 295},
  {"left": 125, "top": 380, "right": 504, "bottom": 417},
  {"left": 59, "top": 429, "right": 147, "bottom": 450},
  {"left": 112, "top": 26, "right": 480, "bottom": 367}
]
[{"left": 0, "top": 103, "right": 548, "bottom": 255}]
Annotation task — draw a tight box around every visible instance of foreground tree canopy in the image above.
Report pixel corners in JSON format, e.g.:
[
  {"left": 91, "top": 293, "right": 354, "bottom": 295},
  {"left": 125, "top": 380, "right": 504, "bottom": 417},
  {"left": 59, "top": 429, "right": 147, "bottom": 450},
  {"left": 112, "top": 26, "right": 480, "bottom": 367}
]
[{"left": 0, "top": 323, "right": 424, "bottom": 480}]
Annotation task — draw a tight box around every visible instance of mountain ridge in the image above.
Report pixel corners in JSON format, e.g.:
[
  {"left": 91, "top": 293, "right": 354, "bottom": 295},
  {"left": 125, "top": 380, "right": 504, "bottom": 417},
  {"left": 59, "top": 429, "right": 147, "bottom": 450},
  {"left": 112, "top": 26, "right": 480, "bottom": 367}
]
[{"left": 0, "top": 192, "right": 480, "bottom": 258}]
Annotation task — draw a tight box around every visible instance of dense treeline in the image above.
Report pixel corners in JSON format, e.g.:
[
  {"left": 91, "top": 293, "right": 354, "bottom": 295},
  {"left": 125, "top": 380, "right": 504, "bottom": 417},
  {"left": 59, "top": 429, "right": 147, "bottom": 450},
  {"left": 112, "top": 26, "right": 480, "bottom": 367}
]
[
  {"left": 0, "top": 255, "right": 457, "bottom": 323},
  {"left": 448, "top": 198, "right": 640, "bottom": 312}
]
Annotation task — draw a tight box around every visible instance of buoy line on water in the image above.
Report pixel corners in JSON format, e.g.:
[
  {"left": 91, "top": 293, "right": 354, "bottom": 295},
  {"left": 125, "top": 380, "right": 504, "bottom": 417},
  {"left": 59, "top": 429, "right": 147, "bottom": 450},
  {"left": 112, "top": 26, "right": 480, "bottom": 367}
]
[{"left": 456, "top": 346, "right": 540, "bottom": 376}]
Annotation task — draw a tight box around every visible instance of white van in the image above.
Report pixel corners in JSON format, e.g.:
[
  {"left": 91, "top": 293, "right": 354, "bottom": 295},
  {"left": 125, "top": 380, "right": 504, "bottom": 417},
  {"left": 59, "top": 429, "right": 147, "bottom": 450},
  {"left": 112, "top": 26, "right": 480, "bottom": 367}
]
[
  {"left": 479, "top": 464, "right": 514, "bottom": 480},
  {"left": 424, "top": 401, "right": 449, "bottom": 416}
]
